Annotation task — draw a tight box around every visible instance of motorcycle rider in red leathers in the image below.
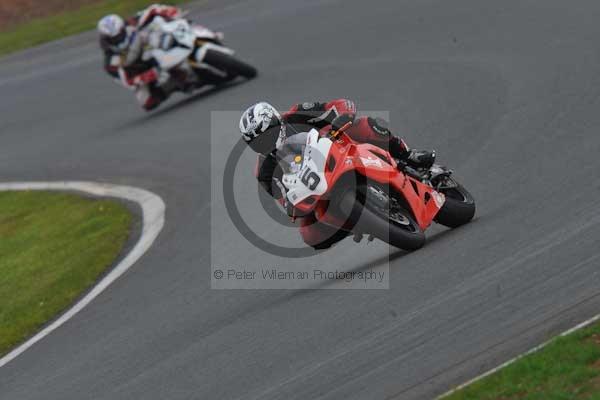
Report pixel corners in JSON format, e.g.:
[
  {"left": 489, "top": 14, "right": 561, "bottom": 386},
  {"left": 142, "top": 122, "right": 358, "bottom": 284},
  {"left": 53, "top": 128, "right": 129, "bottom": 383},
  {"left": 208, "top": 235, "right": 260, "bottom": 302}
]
[
  {"left": 239, "top": 100, "right": 436, "bottom": 250},
  {"left": 97, "top": 4, "right": 184, "bottom": 110}
]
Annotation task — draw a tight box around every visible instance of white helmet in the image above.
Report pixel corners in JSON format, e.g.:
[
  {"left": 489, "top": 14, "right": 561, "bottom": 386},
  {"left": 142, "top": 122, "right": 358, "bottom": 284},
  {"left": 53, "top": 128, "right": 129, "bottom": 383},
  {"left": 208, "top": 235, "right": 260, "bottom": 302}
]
[
  {"left": 97, "top": 14, "right": 127, "bottom": 51},
  {"left": 239, "top": 102, "right": 286, "bottom": 154}
]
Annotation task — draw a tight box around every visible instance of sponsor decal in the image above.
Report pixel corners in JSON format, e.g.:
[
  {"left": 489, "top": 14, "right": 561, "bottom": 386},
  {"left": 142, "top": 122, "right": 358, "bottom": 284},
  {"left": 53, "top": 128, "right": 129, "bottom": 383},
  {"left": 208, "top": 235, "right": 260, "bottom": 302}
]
[{"left": 360, "top": 156, "right": 384, "bottom": 168}]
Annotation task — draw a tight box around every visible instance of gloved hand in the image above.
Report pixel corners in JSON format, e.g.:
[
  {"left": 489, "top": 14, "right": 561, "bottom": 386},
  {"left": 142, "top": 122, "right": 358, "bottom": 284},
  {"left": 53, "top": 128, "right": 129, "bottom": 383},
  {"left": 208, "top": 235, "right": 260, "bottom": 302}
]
[{"left": 330, "top": 113, "right": 355, "bottom": 134}]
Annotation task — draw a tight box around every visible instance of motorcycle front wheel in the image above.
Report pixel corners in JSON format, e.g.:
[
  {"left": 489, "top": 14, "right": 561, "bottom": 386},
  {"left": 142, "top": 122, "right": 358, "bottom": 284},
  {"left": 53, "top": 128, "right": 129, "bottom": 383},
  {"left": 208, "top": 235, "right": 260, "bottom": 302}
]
[
  {"left": 338, "top": 184, "right": 425, "bottom": 251},
  {"left": 434, "top": 180, "right": 476, "bottom": 228},
  {"left": 203, "top": 49, "right": 258, "bottom": 79}
]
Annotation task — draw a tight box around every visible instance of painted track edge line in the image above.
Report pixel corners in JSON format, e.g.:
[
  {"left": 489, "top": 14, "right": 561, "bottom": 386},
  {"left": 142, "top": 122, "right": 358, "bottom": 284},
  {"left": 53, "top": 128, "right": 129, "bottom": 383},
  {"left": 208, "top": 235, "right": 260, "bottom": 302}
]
[
  {"left": 0, "top": 181, "right": 166, "bottom": 368},
  {"left": 437, "top": 313, "right": 600, "bottom": 398}
]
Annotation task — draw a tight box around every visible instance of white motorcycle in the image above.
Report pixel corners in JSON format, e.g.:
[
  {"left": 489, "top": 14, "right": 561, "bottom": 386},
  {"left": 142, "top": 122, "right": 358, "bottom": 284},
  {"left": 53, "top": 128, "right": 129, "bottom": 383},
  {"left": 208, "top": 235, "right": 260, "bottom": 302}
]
[{"left": 142, "top": 17, "right": 257, "bottom": 90}]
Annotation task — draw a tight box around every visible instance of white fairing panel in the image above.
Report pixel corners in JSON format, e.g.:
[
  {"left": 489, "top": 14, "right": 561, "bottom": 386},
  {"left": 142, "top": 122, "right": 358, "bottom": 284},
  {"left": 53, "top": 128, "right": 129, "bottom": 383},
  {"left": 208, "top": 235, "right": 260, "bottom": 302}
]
[
  {"left": 151, "top": 47, "right": 193, "bottom": 70},
  {"left": 146, "top": 18, "right": 195, "bottom": 70},
  {"left": 142, "top": 17, "right": 234, "bottom": 72},
  {"left": 282, "top": 129, "right": 332, "bottom": 206},
  {"left": 192, "top": 25, "right": 218, "bottom": 40},
  {"left": 161, "top": 19, "right": 196, "bottom": 48}
]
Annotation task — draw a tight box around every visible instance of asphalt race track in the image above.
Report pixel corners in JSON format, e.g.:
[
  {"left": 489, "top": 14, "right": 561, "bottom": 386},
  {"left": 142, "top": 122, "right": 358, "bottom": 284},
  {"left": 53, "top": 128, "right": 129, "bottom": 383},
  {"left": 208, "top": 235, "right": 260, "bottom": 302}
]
[{"left": 2, "top": 0, "right": 600, "bottom": 399}]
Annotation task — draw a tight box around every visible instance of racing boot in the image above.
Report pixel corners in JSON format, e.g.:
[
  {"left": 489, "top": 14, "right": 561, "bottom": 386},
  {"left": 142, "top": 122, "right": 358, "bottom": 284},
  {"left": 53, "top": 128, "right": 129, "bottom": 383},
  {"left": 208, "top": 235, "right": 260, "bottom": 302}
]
[
  {"left": 406, "top": 149, "right": 436, "bottom": 169},
  {"left": 389, "top": 135, "right": 436, "bottom": 170}
]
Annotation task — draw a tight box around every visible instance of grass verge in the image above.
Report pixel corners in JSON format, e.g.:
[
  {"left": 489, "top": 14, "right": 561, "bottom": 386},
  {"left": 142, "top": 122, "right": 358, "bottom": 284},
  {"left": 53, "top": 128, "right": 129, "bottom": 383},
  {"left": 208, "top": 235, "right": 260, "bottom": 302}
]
[
  {"left": 0, "top": 191, "right": 131, "bottom": 356},
  {"left": 0, "top": 0, "right": 190, "bottom": 57},
  {"left": 443, "top": 320, "right": 600, "bottom": 400}
]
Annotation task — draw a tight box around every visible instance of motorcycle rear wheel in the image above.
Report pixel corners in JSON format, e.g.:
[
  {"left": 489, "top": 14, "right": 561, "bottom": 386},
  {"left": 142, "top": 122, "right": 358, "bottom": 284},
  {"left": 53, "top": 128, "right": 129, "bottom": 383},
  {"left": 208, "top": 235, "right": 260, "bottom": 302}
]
[{"left": 338, "top": 184, "right": 426, "bottom": 251}]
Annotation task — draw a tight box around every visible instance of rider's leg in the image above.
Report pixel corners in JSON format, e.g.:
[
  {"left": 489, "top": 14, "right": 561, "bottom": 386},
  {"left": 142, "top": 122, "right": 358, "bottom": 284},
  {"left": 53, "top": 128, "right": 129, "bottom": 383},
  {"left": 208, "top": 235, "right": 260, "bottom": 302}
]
[
  {"left": 299, "top": 213, "right": 349, "bottom": 250},
  {"left": 345, "top": 116, "right": 435, "bottom": 168}
]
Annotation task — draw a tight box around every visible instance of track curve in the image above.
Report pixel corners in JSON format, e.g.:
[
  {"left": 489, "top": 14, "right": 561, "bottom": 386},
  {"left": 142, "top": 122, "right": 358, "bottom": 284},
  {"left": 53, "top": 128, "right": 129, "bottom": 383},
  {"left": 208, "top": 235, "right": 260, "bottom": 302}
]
[{"left": 2, "top": 0, "right": 600, "bottom": 399}]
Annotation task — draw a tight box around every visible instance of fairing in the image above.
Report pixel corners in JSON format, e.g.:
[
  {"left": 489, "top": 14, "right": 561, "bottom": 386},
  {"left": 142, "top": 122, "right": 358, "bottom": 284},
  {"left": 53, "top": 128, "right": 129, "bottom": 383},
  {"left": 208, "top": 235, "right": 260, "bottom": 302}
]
[{"left": 281, "top": 130, "right": 445, "bottom": 230}]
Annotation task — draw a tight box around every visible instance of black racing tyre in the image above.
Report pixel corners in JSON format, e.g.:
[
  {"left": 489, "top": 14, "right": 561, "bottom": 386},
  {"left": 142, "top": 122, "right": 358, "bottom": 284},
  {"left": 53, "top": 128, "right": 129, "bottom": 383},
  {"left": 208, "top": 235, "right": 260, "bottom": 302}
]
[
  {"left": 434, "top": 182, "right": 476, "bottom": 228},
  {"left": 204, "top": 49, "right": 257, "bottom": 79},
  {"left": 338, "top": 185, "right": 425, "bottom": 251}
]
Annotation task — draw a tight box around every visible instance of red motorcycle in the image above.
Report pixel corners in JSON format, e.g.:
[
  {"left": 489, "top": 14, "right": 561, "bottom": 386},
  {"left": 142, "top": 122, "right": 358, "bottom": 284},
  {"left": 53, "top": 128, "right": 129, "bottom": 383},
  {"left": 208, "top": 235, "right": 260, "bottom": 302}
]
[{"left": 278, "top": 123, "right": 476, "bottom": 251}]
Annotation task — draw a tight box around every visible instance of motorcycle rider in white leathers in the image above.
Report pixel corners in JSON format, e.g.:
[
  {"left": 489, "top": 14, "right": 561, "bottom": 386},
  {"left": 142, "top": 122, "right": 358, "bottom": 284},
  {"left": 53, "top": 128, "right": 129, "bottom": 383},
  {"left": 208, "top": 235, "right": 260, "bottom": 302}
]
[{"left": 97, "top": 4, "right": 185, "bottom": 110}]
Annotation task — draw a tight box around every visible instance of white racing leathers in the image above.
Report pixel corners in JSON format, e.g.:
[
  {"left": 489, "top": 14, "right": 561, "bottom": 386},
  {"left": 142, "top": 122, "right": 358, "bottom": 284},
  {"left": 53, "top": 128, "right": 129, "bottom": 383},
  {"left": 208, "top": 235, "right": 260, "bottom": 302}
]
[{"left": 117, "top": 16, "right": 233, "bottom": 109}]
